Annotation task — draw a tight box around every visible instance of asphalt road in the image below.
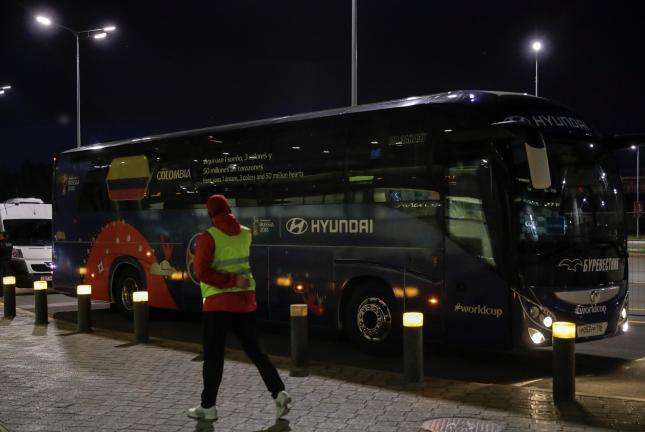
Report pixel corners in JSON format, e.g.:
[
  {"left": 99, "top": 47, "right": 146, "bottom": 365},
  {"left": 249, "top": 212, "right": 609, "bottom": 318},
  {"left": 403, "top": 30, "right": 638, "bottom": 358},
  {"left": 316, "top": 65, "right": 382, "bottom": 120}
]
[{"left": 11, "top": 291, "right": 645, "bottom": 401}]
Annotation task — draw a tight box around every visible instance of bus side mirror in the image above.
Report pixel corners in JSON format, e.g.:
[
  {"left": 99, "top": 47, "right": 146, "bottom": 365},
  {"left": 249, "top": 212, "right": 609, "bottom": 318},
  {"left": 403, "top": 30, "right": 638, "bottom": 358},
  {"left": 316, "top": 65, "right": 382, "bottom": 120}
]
[
  {"left": 492, "top": 121, "right": 551, "bottom": 190},
  {"left": 525, "top": 133, "right": 551, "bottom": 189}
]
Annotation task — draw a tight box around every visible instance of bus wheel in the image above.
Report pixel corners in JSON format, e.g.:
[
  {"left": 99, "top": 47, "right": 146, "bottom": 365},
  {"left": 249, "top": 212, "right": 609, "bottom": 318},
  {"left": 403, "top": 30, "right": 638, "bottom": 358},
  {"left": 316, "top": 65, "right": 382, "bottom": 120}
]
[
  {"left": 343, "top": 283, "right": 401, "bottom": 353},
  {"left": 112, "top": 267, "right": 144, "bottom": 316}
]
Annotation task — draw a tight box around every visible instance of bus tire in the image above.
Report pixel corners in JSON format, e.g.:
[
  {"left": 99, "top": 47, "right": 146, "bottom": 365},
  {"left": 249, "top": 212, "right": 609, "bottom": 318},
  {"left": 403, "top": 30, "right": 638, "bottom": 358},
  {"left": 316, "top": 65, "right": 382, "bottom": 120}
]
[
  {"left": 112, "top": 266, "right": 145, "bottom": 317},
  {"left": 343, "top": 282, "right": 401, "bottom": 353}
]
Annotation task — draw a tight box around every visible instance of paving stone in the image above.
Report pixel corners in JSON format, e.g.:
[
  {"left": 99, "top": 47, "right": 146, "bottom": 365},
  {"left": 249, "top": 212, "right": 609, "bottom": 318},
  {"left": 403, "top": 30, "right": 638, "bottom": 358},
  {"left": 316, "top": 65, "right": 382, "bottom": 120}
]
[{"left": 1, "top": 308, "right": 644, "bottom": 431}]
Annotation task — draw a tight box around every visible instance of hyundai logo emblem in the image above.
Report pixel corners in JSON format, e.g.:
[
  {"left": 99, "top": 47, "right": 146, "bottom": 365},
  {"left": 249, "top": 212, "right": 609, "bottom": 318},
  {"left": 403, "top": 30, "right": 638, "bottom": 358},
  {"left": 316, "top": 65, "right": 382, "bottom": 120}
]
[{"left": 285, "top": 218, "right": 308, "bottom": 235}]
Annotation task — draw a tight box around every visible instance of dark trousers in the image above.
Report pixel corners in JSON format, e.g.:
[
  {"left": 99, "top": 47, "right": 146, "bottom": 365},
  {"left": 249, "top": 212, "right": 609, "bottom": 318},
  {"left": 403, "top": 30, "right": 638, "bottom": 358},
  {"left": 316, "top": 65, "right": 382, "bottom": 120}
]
[{"left": 201, "top": 311, "right": 285, "bottom": 408}]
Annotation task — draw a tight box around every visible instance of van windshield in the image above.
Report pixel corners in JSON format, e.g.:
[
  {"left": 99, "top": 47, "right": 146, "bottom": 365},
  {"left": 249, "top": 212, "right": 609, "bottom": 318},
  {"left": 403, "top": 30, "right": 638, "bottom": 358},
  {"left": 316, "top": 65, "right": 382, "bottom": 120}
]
[{"left": 4, "top": 219, "right": 52, "bottom": 246}]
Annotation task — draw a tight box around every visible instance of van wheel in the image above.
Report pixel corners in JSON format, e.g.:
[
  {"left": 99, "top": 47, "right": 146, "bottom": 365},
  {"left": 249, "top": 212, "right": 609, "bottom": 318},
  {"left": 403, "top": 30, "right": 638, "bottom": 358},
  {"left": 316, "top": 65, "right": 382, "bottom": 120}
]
[
  {"left": 112, "top": 267, "right": 145, "bottom": 316},
  {"left": 343, "top": 282, "right": 401, "bottom": 353}
]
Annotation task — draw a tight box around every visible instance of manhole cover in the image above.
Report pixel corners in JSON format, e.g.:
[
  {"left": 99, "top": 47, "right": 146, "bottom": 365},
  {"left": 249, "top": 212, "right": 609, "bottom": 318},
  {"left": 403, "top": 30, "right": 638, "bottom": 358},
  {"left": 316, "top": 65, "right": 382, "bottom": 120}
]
[{"left": 421, "top": 417, "right": 504, "bottom": 432}]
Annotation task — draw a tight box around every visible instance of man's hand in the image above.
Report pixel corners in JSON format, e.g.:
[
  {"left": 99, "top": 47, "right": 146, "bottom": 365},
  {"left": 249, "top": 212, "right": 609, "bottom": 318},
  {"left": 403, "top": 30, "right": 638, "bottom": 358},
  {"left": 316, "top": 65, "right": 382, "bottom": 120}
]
[{"left": 235, "top": 275, "right": 250, "bottom": 288}]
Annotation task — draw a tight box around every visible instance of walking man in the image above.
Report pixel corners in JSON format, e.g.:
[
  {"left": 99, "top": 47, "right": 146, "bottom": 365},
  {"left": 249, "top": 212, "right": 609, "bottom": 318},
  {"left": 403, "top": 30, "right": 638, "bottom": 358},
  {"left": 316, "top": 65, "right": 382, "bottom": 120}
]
[{"left": 187, "top": 194, "right": 291, "bottom": 421}]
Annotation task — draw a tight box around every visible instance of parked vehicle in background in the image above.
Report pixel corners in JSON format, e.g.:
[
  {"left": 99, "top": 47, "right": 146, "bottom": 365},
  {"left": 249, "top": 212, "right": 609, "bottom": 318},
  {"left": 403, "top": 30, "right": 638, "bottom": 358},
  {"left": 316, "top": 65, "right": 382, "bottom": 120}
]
[{"left": 0, "top": 198, "right": 53, "bottom": 287}]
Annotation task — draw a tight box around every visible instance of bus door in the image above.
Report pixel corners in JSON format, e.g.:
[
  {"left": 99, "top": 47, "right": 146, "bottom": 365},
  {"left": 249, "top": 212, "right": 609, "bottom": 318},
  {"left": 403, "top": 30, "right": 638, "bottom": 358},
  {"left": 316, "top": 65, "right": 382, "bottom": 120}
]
[{"left": 441, "top": 136, "right": 511, "bottom": 347}]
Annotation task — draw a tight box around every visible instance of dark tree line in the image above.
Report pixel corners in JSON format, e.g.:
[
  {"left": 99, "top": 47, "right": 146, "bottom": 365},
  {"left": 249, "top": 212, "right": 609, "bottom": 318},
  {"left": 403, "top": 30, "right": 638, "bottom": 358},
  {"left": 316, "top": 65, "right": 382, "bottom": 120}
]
[{"left": 0, "top": 161, "right": 53, "bottom": 203}]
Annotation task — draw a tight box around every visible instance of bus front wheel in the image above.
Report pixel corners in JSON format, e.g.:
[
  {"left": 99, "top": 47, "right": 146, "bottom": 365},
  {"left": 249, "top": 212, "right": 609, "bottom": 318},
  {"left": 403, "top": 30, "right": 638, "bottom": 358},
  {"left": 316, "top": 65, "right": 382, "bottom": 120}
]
[
  {"left": 343, "top": 282, "right": 401, "bottom": 353},
  {"left": 112, "top": 266, "right": 145, "bottom": 316}
]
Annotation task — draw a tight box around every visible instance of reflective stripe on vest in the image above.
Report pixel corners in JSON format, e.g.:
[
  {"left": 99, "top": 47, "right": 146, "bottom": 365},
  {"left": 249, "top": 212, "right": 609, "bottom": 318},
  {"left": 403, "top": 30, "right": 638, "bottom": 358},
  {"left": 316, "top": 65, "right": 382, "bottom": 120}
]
[{"left": 200, "top": 225, "right": 256, "bottom": 299}]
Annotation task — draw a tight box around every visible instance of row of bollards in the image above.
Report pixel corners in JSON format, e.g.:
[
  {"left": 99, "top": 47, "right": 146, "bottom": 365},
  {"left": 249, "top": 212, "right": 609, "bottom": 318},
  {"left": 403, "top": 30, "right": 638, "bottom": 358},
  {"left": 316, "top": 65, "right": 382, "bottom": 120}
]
[
  {"left": 1, "top": 277, "right": 150, "bottom": 344},
  {"left": 287, "top": 306, "right": 578, "bottom": 405}
]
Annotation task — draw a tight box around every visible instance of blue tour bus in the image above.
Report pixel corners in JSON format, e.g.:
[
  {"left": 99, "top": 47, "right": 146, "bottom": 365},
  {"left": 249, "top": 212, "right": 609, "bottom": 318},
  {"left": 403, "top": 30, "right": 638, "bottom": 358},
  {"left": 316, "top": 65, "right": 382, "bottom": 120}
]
[{"left": 52, "top": 91, "right": 630, "bottom": 351}]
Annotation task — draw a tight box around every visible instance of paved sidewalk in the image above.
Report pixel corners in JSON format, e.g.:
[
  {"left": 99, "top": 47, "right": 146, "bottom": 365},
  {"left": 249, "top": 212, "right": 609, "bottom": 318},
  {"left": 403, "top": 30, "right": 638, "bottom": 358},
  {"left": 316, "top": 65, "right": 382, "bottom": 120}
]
[{"left": 1, "top": 307, "right": 644, "bottom": 432}]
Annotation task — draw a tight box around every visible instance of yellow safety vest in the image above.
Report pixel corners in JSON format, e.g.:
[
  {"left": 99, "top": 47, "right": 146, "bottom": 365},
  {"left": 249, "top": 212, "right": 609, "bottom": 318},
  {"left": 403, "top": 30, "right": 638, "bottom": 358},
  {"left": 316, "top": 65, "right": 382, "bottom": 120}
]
[{"left": 200, "top": 225, "right": 256, "bottom": 299}]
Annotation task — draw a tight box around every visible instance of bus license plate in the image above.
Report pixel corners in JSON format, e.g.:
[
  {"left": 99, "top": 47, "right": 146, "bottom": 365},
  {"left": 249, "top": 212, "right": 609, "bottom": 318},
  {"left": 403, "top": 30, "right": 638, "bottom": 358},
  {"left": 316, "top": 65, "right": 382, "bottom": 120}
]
[
  {"left": 40, "top": 275, "right": 52, "bottom": 282},
  {"left": 577, "top": 322, "right": 607, "bottom": 338}
]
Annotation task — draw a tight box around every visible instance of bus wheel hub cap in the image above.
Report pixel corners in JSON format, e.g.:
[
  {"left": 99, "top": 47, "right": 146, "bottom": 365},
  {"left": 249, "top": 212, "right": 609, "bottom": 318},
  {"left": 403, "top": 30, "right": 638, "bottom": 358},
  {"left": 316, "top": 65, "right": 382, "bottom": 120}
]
[{"left": 357, "top": 297, "right": 392, "bottom": 341}]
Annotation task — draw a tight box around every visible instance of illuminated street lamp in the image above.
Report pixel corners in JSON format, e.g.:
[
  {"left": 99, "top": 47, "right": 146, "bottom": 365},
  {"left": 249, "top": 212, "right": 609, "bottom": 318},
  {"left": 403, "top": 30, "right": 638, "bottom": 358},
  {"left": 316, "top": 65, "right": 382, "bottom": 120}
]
[
  {"left": 0, "top": 85, "right": 11, "bottom": 96},
  {"left": 531, "top": 40, "right": 543, "bottom": 96},
  {"left": 34, "top": 14, "right": 117, "bottom": 148}
]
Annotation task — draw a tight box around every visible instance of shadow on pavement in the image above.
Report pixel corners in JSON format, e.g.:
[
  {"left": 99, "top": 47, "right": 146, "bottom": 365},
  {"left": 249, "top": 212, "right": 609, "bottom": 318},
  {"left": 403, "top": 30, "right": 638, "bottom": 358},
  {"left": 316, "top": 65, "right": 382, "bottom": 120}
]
[{"left": 52, "top": 308, "right": 630, "bottom": 386}]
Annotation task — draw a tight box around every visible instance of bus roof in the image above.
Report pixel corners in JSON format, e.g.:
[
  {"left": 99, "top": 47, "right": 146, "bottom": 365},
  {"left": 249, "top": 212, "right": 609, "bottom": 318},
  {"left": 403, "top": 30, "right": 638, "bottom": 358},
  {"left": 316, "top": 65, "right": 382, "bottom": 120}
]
[{"left": 62, "top": 90, "right": 558, "bottom": 155}]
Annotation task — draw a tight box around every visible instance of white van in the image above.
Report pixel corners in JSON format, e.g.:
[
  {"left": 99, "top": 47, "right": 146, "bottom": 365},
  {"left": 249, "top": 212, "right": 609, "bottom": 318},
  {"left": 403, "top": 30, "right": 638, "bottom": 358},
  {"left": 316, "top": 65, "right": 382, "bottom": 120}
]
[{"left": 1, "top": 198, "right": 53, "bottom": 287}]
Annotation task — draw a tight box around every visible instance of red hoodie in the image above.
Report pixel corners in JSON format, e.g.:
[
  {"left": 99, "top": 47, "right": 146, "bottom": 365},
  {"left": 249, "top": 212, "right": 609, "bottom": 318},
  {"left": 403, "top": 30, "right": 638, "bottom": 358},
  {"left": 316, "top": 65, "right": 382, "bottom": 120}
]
[{"left": 194, "top": 196, "right": 257, "bottom": 313}]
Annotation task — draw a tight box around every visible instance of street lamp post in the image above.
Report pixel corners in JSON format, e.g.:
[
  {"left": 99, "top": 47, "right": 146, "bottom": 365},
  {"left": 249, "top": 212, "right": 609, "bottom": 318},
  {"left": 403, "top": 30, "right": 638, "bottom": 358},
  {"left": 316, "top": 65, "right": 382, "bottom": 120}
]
[
  {"left": 531, "top": 40, "right": 542, "bottom": 96},
  {"left": 35, "top": 15, "right": 116, "bottom": 148},
  {"left": 633, "top": 144, "right": 640, "bottom": 238},
  {"left": 351, "top": 0, "right": 358, "bottom": 107}
]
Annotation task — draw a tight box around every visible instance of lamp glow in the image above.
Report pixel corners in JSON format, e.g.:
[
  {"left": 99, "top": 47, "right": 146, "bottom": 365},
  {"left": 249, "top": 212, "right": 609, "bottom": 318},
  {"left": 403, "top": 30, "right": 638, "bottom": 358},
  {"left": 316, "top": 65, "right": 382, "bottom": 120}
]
[
  {"left": 78, "top": 267, "right": 88, "bottom": 275},
  {"left": 132, "top": 291, "right": 148, "bottom": 303},
  {"left": 532, "top": 41, "right": 542, "bottom": 52},
  {"left": 93, "top": 32, "right": 107, "bottom": 40},
  {"left": 543, "top": 316, "right": 553, "bottom": 328},
  {"left": 403, "top": 312, "right": 423, "bottom": 328},
  {"left": 36, "top": 15, "right": 52, "bottom": 26},
  {"left": 3, "top": 276, "right": 16, "bottom": 285},
  {"left": 103, "top": 25, "right": 116, "bottom": 32},
  {"left": 0, "top": 90, "right": 4, "bottom": 96},
  {"left": 1, "top": 85, "right": 10, "bottom": 90},
  {"left": 621, "top": 307, "right": 627, "bottom": 319},
  {"left": 622, "top": 321, "right": 629, "bottom": 332},
  {"left": 76, "top": 285, "right": 91, "bottom": 295},
  {"left": 290, "top": 304, "right": 308, "bottom": 317},
  {"left": 33, "top": 280, "right": 48, "bottom": 290},
  {"left": 553, "top": 321, "right": 576, "bottom": 339}
]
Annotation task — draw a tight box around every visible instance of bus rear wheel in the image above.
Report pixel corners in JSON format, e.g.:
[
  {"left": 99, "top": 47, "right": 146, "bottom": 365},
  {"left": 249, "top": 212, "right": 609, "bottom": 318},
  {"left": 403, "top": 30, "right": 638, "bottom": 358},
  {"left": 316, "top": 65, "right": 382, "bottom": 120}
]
[
  {"left": 343, "top": 282, "right": 401, "bottom": 353},
  {"left": 112, "top": 267, "right": 145, "bottom": 317}
]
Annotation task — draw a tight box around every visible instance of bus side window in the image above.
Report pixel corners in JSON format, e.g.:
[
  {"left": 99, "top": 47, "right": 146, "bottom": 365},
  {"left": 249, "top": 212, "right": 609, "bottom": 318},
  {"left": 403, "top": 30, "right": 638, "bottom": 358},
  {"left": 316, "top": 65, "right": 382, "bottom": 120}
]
[
  {"left": 445, "top": 159, "right": 496, "bottom": 267},
  {"left": 77, "top": 165, "right": 111, "bottom": 213},
  {"left": 268, "top": 119, "right": 347, "bottom": 206}
]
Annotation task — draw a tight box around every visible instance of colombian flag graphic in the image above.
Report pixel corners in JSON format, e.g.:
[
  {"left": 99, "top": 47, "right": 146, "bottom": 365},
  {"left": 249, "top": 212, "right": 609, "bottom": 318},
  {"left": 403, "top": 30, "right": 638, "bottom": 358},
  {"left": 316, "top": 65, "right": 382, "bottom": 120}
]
[{"left": 106, "top": 155, "right": 151, "bottom": 201}]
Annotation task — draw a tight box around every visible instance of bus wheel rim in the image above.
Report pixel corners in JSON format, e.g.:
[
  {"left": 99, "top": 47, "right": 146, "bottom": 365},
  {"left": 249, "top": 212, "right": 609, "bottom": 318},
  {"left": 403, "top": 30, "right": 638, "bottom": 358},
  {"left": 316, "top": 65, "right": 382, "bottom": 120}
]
[
  {"left": 356, "top": 297, "right": 392, "bottom": 342},
  {"left": 121, "top": 277, "right": 139, "bottom": 311}
]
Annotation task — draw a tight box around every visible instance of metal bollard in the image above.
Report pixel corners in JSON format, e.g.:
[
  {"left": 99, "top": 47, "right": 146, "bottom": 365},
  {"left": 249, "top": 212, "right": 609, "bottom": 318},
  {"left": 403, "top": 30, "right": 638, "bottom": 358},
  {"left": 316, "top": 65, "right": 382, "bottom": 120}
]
[
  {"left": 76, "top": 285, "right": 92, "bottom": 333},
  {"left": 33, "top": 280, "right": 48, "bottom": 325},
  {"left": 133, "top": 291, "right": 149, "bottom": 343},
  {"left": 290, "top": 304, "right": 309, "bottom": 377},
  {"left": 403, "top": 312, "right": 424, "bottom": 386},
  {"left": 3, "top": 276, "right": 16, "bottom": 319},
  {"left": 552, "top": 321, "right": 576, "bottom": 403}
]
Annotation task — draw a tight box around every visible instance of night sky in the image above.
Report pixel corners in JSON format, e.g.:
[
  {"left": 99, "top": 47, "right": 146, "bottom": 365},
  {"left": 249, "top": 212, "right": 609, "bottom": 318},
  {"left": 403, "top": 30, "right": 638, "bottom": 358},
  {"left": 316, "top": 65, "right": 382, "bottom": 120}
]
[{"left": 2, "top": 0, "right": 645, "bottom": 173}]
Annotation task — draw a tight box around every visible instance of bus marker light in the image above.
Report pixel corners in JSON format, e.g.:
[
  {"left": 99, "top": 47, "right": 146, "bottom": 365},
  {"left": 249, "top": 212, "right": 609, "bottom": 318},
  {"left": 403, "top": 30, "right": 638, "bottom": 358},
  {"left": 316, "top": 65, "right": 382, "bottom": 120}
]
[
  {"left": 76, "top": 285, "right": 92, "bottom": 295},
  {"left": 622, "top": 321, "right": 629, "bottom": 332},
  {"left": 133, "top": 291, "right": 148, "bottom": 303},
  {"left": 33, "top": 281, "right": 48, "bottom": 290},
  {"left": 170, "top": 272, "right": 183, "bottom": 281},
  {"left": 553, "top": 322, "right": 576, "bottom": 340},
  {"left": 295, "top": 284, "right": 304, "bottom": 292},
  {"left": 404, "top": 286, "right": 419, "bottom": 298},
  {"left": 276, "top": 276, "right": 292, "bottom": 287},
  {"left": 78, "top": 267, "right": 88, "bottom": 275},
  {"left": 528, "top": 327, "right": 545, "bottom": 344},
  {"left": 403, "top": 312, "right": 423, "bottom": 328},
  {"left": 428, "top": 297, "right": 439, "bottom": 306}
]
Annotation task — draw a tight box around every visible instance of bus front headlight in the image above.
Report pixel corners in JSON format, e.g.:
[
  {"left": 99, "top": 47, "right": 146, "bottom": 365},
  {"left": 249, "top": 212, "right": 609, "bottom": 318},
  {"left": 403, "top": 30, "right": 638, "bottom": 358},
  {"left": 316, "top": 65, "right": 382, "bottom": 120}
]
[{"left": 528, "top": 327, "right": 546, "bottom": 344}]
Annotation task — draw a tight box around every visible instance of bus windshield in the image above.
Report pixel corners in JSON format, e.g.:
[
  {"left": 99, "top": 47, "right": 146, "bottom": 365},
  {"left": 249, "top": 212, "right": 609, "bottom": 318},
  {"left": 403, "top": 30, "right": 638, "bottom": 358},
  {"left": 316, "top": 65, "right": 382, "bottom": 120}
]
[{"left": 513, "top": 140, "right": 625, "bottom": 254}]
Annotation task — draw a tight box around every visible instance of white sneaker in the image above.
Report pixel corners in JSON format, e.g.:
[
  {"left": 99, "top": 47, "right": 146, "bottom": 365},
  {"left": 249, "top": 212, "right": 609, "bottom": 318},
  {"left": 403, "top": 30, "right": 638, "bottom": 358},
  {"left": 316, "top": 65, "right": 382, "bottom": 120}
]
[
  {"left": 186, "top": 405, "right": 218, "bottom": 421},
  {"left": 275, "top": 391, "right": 292, "bottom": 419}
]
